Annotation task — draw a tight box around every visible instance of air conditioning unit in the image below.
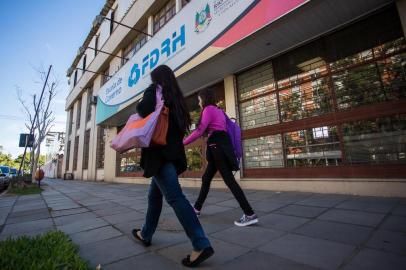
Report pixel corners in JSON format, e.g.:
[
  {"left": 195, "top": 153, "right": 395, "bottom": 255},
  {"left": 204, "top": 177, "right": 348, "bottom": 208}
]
[{"left": 90, "top": 96, "right": 98, "bottom": 105}]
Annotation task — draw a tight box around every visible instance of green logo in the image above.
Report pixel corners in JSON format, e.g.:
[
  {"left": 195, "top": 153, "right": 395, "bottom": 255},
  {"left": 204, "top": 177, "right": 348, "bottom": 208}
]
[{"left": 195, "top": 3, "right": 212, "bottom": 33}]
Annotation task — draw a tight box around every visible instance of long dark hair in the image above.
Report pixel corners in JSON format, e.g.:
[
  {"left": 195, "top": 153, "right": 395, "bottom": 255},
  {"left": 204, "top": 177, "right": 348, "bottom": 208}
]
[
  {"left": 197, "top": 88, "right": 217, "bottom": 127},
  {"left": 150, "top": 65, "right": 191, "bottom": 132}
]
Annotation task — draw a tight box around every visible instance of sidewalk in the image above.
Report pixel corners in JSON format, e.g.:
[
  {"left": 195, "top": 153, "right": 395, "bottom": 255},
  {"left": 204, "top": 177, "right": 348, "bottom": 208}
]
[{"left": 0, "top": 179, "right": 405, "bottom": 269}]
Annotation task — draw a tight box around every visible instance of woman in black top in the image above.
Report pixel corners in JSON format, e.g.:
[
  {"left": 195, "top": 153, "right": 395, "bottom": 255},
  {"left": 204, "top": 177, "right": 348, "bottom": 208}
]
[{"left": 132, "top": 65, "right": 213, "bottom": 267}]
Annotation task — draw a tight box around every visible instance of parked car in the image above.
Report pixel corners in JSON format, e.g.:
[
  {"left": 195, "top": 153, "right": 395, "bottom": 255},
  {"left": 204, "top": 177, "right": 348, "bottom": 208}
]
[
  {"left": 9, "top": 168, "right": 17, "bottom": 178},
  {"left": 0, "top": 166, "right": 11, "bottom": 179},
  {"left": 0, "top": 167, "right": 10, "bottom": 189}
]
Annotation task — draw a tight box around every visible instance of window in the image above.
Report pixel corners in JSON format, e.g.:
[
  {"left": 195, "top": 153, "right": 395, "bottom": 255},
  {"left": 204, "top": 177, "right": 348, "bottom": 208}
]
[
  {"left": 82, "top": 54, "right": 86, "bottom": 74},
  {"left": 73, "top": 136, "right": 79, "bottom": 171},
  {"left": 68, "top": 109, "right": 73, "bottom": 135},
  {"left": 76, "top": 98, "right": 82, "bottom": 129},
  {"left": 342, "top": 114, "right": 406, "bottom": 164},
  {"left": 122, "top": 26, "right": 148, "bottom": 66},
  {"left": 96, "top": 127, "right": 106, "bottom": 169},
  {"left": 94, "top": 35, "right": 99, "bottom": 57},
  {"left": 243, "top": 135, "right": 284, "bottom": 168},
  {"left": 86, "top": 88, "right": 92, "bottom": 122},
  {"left": 153, "top": 0, "right": 176, "bottom": 34},
  {"left": 101, "top": 66, "right": 110, "bottom": 86},
  {"left": 284, "top": 126, "right": 342, "bottom": 167},
  {"left": 83, "top": 130, "right": 90, "bottom": 170},
  {"left": 65, "top": 140, "right": 71, "bottom": 171},
  {"left": 73, "top": 69, "right": 78, "bottom": 87},
  {"left": 110, "top": 9, "right": 115, "bottom": 35}
]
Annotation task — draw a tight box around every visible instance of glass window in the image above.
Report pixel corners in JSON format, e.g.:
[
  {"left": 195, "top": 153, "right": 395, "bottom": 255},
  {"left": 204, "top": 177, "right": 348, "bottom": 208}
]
[
  {"left": 101, "top": 66, "right": 110, "bottom": 86},
  {"left": 186, "top": 147, "right": 203, "bottom": 171},
  {"left": 96, "top": 127, "right": 106, "bottom": 169},
  {"left": 117, "top": 148, "right": 142, "bottom": 175},
  {"left": 153, "top": 0, "right": 176, "bottom": 34},
  {"left": 83, "top": 130, "right": 90, "bottom": 170},
  {"left": 122, "top": 26, "right": 148, "bottom": 66},
  {"left": 73, "top": 136, "right": 79, "bottom": 171},
  {"left": 240, "top": 94, "right": 279, "bottom": 130},
  {"left": 342, "top": 114, "right": 406, "bottom": 164},
  {"left": 284, "top": 126, "right": 342, "bottom": 167},
  {"left": 66, "top": 140, "right": 71, "bottom": 171},
  {"left": 76, "top": 99, "right": 82, "bottom": 129},
  {"left": 243, "top": 135, "right": 284, "bottom": 168},
  {"left": 279, "top": 77, "right": 332, "bottom": 122}
]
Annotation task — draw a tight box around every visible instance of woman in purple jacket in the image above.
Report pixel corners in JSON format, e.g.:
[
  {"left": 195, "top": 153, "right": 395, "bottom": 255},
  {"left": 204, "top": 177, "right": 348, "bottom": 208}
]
[{"left": 184, "top": 89, "right": 258, "bottom": 227}]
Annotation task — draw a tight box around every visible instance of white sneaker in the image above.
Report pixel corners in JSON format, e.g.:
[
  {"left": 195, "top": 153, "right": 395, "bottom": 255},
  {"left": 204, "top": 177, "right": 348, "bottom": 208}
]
[{"left": 234, "top": 214, "right": 258, "bottom": 227}]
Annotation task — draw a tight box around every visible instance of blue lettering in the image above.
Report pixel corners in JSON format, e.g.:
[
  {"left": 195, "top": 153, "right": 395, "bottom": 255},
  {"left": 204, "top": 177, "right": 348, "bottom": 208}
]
[
  {"left": 172, "top": 25, "right": 185, "bottom": 53},
  {"left": 161, "top": 39, "right": 171, "bottom": 57},
  {"left": 128, "top": 63, "right": 140, "bottom": 87},
  {"left": 149, "top": 49, "right": 160, "bottom": 70},
  {"left": 142, "top": 55, "right": 149, "bottom": 75}
]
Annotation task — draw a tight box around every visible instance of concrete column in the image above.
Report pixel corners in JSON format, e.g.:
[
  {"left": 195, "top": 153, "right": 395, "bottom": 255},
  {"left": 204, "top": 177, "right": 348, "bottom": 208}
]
[
  {"left": 223, "top": 75, "right": 242, "bottom": 180},
  {"left": 63, "top": 109, "right": 71, "bottom": 173},
  {"left": 104, "top": 127, "right": 117, "bottom": 182},
  {"left": 148, "top": 15, "right": 154, "bottom": 39},
  {"left": 224, "top": 75, "right": 238, "bottom": 118},
  {"left": 175, "top": 0, "right": 182, "bottom": 13},
  {"left": 75, "top": 95, "right": 87, "bottom": 180},
  {"left": 397, "top": 0, "right": 406, "bottom": 36}
]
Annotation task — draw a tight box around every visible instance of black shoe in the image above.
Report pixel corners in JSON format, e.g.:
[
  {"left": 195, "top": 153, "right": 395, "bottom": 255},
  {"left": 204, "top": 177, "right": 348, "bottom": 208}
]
[
  {"left": 132, "top": 229, "right": 151, "bottom": 247},
  {"left": 182, "top": 247, "right": 214, "bottom": 268}
]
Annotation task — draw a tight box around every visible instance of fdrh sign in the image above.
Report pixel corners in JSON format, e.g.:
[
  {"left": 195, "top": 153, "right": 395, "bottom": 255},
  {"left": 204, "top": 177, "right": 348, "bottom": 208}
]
[{"left": 128, "top": 25, "right": 186, "bottom": 88}]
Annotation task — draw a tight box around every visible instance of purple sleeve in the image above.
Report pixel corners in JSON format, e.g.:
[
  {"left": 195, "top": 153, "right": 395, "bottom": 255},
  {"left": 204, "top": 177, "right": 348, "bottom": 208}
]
[{"left": 183, "top": 107, "right": 211, "bottom": 146}]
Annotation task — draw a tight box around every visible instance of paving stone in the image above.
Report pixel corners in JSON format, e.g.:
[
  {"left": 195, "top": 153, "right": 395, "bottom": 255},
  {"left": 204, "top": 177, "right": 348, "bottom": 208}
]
[
  {"left": 79, "top": 235, "right": 147, "bottom": 267},
  {"left": 258, "top": 213, "right": 310, "bottom": 231},
  {"left": 258, "top": 233, "right": 355, "bottom": 270},
  {"left": 102, "top": 210, "right": 145, "bottom": 225},
  {"left": 87, "top": 202, "right": 120, "bottom": 211},
  {"left": 296, "top": 194, "right": 349, "bottom": 208},
  {"left": 70, "top": 226, "right": 122, "bottom": 246},
  {"left": 366, "top": 230, "right": 406, "bottom": 256},
  {"left": 215, "top": 199, "right": 240, "bottom": 208},
  {"left": 47, "top": 203, "right": 81, "bottom": 211},
  {"left": 57, "top": 218, "right": 109, "bottom": 235},
  {"left": 158, "top": 238, "right": 250, "bottom": 267},
  {"left": 250, "top": 201, "right": 287, "bottom": 213},
  {"left": 198, "top": 205, "right": 233, "bottom": 216},
  {"left": 214, "top": 251, "right": 319, "bottom": 270},
  {"left": 392, "top": 205, "right": 406, "bottom": 217},
  {"left": 0, "top": 228, "right": 55, "bottom": 241},
  {"left": 343, "top": 248, "right": 406, "bottom": 270},
  {"left": 8, "top": 208, "right": 49, "bottom": 218},
  {"left": 0, "top": 218, "right": 54, "bottom": 236},
  {"left": 294, "top": 220, "right": 373, "bottom": 246},
  {"left": 93, "top": 206, "right": 133, "bottom": 216},
  {"left": 266, "top": 192, "right": 313, "bottom": 204},
  {"left": 104, "top": 253, "right": 183, "bottom": 270},
  {"left": 51, "top": 207, "right": 89, "bottom": 217},
  {"left": 275, "top": 205, "right": 328, "bottom": 218},
  {"left": 211, "top": 226, "right": 284, "bottom": 248},
  {"left": 380, "top": 215, "right": 406, "bottom": 233},
  {"left": 53, "top": 212, "right": 98, "bottom": 226},
  {"left": 12, "top": 203, "right": 47, "bottom": 213},
  {"left": 6, "top": 211, "right": 50, "bottom": 224},
  {"left": 335, "top": 199, "right": 396, "bottom": 214},
  {"left": 318, "top": 209, "right": 385, "bottom": 227}
]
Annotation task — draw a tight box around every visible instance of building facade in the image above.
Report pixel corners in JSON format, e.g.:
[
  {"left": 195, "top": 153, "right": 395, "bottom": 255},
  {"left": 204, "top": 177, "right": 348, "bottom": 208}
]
[
  {"left": 64, "top": 0, "right": 406, "bottom": 196},
  {"left": 43, "top": 131, "right": 65, "bottom": 178}
]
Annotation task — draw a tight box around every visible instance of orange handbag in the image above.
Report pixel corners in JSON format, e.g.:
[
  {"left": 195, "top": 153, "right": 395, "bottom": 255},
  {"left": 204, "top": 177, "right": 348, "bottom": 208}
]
[{"left": 151, "top": 106, "right": 169, "bottom": 146}]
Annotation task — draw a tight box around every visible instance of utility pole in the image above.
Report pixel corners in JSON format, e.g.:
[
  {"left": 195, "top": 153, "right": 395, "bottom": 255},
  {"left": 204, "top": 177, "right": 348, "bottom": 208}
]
[{"left": 17, "top": 65, "right": 52, "bottom": 180}]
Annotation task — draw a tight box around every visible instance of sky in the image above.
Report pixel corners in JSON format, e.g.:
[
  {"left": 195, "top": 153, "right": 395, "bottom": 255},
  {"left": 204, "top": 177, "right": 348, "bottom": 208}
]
[{"left": 0, "top": 0, "right": 105, "bottom": 158}]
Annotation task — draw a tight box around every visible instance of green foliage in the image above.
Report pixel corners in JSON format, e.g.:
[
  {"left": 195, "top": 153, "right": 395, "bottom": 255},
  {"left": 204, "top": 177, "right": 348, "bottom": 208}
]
[
  {"left": 0, "top": 231, "right": 91, "bottom": 270},
  {"left": 8, "top": 185, "right": 43, "bottom": 195},
  {"left": 0, "top": 152, "right": 15, "bottom": 168}
]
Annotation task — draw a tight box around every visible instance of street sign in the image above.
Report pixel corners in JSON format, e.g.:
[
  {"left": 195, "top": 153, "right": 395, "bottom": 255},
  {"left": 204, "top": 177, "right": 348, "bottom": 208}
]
[{"left": 19, "top": 133, "right": 34, "bottom": 147}]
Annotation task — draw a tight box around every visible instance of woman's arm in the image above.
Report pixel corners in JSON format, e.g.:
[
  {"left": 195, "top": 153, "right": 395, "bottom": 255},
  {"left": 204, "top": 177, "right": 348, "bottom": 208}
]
[
  {"left": 183, "top": 107, "right": 211, "bottom": 145},
  {"left": 136, "top": 84, "right": 156, "bottom": 118}
]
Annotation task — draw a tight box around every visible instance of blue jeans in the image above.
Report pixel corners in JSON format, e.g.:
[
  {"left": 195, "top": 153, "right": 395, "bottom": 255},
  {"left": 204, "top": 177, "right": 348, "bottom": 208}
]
[{"left": 141, "top": 162, "right": 211, "bottom": 251}]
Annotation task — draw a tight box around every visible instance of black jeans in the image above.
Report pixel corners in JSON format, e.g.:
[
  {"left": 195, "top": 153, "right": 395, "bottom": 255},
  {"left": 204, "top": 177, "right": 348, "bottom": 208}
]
[{"left": 194, "top": 144, "right": 255, "bottom": 216}]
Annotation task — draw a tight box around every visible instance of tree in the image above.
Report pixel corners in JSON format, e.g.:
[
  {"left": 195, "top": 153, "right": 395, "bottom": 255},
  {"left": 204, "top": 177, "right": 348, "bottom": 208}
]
[{"left": 16, "top": 65, "right": 58, "bottom": 181}]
